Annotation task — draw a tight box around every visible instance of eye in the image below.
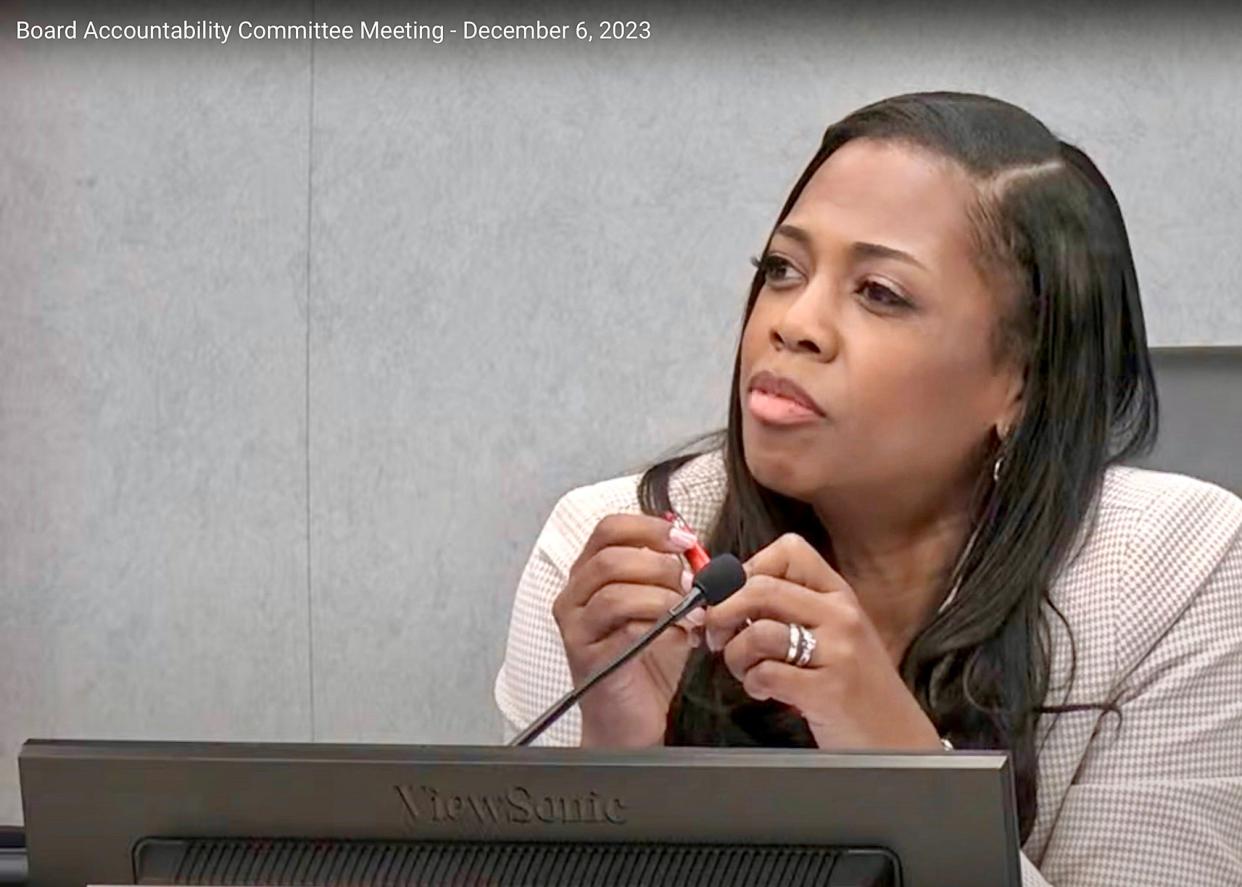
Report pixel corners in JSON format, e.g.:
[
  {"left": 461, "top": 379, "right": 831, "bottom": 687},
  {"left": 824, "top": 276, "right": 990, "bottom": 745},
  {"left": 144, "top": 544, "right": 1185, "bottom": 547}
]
[
  {"left": 857, "top": 280, "right": 912, "bottom": 310},
  {"left": 750, "top": 254, "right": 803, "bottom": 289}
]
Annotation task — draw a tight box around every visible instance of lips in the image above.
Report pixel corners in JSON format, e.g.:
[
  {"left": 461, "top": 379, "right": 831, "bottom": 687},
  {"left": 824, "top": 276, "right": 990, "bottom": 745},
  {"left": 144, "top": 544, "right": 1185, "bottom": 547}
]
[{"left": 746, "top": 370, "right": 826, "bottom": 417}]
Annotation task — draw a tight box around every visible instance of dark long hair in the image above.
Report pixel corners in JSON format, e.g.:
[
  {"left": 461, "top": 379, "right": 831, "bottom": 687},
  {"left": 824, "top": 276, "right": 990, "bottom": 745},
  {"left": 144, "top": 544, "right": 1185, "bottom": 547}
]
[{"left": 635, "top": 92, "right": 1158, "bottom": 842}]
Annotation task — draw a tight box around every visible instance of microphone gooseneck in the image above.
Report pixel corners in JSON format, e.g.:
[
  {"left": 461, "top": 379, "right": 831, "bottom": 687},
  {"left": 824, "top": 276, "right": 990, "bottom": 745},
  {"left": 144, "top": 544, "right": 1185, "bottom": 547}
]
[{"left": 509, "top": 553, "right": 746, "bottom": 748}]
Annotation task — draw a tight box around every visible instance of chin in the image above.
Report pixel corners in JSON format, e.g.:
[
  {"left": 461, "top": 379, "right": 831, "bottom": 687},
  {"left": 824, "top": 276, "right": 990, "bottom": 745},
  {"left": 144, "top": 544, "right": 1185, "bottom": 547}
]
[{"left": 741, "top": 426, "right": 823, "bottom": 503}]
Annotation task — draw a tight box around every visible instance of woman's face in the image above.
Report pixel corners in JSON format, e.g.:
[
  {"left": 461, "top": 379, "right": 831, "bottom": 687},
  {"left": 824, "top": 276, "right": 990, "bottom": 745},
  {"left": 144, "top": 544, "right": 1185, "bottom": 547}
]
[{"left": 738, "top": 138, "right": 1024, "bottom": 514}]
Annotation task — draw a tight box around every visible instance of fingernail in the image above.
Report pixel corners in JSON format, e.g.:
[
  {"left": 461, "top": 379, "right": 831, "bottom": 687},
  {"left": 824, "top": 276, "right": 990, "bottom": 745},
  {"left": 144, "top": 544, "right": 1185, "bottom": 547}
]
[
  {"left": 706, "top": 629, "right": 724, "bottom": 652},
  {"left": 668, "top": 526, "right": 698, "bottom": 551},
  {"left": 684, "top": 606, "right": 705, "bottom": 627},
  {"left": 680, "top": 569, "right": 693, "bottom": 594},
  {"left": 688, "top": 628, "right": 702, "bottom": 648}
]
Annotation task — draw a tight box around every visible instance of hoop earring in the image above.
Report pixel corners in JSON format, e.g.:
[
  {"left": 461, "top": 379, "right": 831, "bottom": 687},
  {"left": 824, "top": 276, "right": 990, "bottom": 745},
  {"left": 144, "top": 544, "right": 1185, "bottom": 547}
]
[{"left": 992, "top": 424, "right": 1009, "bottom": 483}]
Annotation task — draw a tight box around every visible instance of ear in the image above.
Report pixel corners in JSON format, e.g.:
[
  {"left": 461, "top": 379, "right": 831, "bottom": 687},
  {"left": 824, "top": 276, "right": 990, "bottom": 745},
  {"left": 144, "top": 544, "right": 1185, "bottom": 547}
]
[{"left": 995, "top": 363, "right": 1026, "bottom": 438}]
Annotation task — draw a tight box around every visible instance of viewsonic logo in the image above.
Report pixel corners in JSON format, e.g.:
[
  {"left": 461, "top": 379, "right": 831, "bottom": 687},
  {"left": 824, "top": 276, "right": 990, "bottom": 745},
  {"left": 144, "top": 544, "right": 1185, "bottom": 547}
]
[{"left": 395, "top": 785, "right": 627, "bottom": 827}]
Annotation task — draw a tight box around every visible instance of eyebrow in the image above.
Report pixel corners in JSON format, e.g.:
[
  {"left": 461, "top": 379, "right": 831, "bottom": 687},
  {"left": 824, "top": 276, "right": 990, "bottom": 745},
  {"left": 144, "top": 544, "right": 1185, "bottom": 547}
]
[{"left": 773, "top": 223, "right": 929, "bottom": 272}]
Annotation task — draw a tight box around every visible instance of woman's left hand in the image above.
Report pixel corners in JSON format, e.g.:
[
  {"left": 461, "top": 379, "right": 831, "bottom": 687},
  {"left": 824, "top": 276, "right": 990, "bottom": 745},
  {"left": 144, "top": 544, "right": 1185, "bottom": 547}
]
[{"left": 704, "top": 532, "right": 943, "bottom": 751}]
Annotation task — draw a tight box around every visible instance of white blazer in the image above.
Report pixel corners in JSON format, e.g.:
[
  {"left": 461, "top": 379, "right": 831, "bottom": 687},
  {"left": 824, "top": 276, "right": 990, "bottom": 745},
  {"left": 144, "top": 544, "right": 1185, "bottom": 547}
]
[{"left": 495, "top": 449, "right": 1242, "bottom": 886}]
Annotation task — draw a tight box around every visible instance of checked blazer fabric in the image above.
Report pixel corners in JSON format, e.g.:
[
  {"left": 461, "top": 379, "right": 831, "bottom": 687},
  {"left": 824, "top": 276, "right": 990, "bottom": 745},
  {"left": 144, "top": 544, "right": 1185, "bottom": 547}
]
[{"left": 495, "top": 448, "right": 1242, "bottom": 885}]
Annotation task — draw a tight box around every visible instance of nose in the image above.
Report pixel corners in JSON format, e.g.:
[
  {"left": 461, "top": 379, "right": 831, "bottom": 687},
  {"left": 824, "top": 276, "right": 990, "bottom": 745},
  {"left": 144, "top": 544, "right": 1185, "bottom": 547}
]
[{"left": 769, "top": 286, "right": 838, "bottom": 359}]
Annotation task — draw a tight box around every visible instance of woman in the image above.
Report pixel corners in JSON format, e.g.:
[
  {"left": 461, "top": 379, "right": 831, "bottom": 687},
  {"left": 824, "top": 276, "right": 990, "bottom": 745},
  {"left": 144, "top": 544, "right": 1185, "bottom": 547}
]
[{"left": 494, "top": 92, "right": 1242, "bottom": 885}]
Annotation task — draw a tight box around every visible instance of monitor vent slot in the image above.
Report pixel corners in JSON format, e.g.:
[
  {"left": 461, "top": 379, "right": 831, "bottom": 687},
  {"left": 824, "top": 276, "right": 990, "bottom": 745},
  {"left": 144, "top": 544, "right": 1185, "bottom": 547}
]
[{"left": 135, "top": 838, "right": 898, "bottom": 886}]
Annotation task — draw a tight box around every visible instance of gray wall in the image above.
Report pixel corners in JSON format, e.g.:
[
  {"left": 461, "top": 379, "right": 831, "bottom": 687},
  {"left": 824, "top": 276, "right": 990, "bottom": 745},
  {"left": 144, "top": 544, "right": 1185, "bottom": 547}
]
[{"left": 3, "top": 0, "right": 1241, "bottom": 823}]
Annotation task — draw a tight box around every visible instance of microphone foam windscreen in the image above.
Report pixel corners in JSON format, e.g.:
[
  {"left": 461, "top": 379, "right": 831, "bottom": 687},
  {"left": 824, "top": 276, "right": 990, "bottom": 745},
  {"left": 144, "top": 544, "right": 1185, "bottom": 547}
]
[{"left": 694, "top": 553, "right": 747, "bottom": 605}]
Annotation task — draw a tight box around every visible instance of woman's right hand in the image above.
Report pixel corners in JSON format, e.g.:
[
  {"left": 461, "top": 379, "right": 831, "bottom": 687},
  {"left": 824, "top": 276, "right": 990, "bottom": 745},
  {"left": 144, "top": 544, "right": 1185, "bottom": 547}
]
[{"left": 552, "top": 513, "right": 703, "bottom": 748}]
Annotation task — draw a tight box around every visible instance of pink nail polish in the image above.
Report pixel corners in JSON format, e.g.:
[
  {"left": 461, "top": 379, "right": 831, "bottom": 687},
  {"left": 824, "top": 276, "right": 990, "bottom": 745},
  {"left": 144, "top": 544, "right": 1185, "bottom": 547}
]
[
  {"left": 668, "top": 526, "right": 698, "bottom": 550},
  {"left": 680, "top": 569, "right": 693, "bottom": 594},
  {"left": 684, "top": 607, "right": 705, "bottom": 627}
]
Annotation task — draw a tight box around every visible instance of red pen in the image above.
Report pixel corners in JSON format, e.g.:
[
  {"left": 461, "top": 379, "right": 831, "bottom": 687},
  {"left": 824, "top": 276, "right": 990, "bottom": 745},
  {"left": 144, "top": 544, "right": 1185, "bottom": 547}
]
[
  {"left": 665, "top": 510, "right": 746, "bottom": 628},
  {"left": 663, "top": 510, "right": 711, "bottom": 574}
]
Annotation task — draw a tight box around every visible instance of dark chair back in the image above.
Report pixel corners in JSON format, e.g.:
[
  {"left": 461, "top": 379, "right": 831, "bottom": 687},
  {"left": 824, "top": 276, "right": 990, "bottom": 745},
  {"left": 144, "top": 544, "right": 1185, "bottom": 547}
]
[{"left": 1133, "top": 347, "right": 1242, "bottom": 496}]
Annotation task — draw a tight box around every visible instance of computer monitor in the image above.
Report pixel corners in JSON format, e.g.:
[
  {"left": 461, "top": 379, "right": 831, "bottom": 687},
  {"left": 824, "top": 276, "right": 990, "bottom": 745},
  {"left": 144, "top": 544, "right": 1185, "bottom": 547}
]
[{"left": 19, "top": 739, "right": 1020, "bottom": 886}]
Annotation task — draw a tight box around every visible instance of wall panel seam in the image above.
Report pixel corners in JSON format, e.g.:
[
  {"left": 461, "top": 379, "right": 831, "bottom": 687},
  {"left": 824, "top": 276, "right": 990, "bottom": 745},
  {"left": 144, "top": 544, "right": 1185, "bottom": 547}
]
[{"left": 304, "top": 4, "right": 318, "bottom": 743}]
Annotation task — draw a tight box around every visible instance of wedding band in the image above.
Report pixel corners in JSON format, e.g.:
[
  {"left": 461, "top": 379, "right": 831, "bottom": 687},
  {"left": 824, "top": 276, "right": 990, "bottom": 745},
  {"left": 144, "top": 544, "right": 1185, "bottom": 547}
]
[
  {"left": 794, "top": 625, "right": 817, "bottom": 667},
  {"left": 783, "top": 622, "right": 817, "bottom": 668},
  {"left": 785, "top": 622, "right": 800, "bottom": 663}
]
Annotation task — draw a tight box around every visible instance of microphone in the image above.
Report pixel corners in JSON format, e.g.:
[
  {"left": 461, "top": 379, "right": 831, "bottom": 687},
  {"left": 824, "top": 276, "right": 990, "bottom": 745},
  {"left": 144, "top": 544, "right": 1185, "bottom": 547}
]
[{"left": 509, "top": 553, "right": 747, "bottom": 747}]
